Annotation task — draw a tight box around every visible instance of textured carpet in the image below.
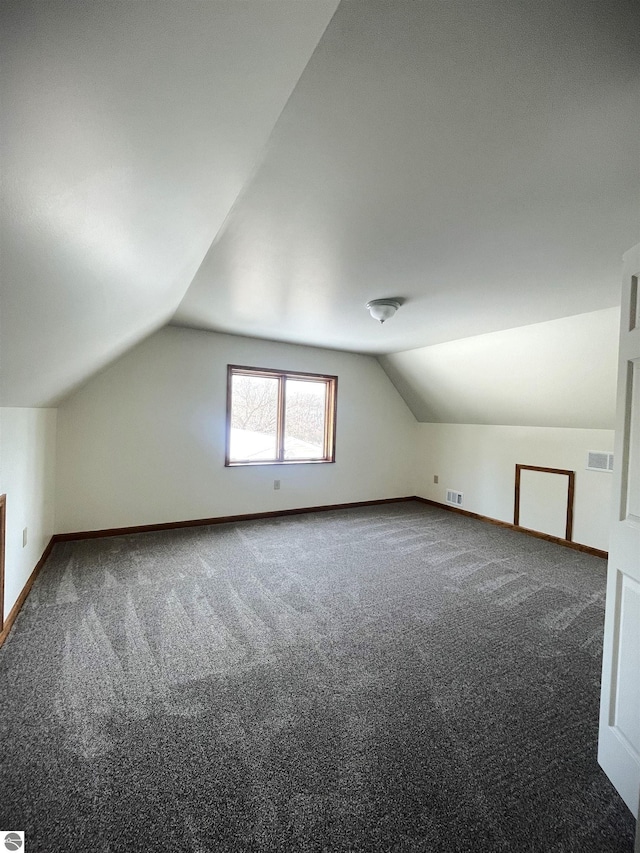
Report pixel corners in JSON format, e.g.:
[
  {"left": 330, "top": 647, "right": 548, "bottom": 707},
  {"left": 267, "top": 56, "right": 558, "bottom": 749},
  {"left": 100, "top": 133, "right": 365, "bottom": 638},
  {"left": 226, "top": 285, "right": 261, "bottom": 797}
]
[{"left": 0, "top": 501, "right": 635, "bottom": 852}]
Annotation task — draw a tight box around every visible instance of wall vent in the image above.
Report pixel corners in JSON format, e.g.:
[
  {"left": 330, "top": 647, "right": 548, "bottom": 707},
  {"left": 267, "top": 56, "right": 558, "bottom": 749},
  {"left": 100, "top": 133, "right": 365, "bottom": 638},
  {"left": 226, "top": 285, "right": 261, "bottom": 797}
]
[
  {"left": 587, "top": 451, "right": 614, "bottom": 472},
  {"left": 446, "top": 489, "right": 463, "bottom": 506}
]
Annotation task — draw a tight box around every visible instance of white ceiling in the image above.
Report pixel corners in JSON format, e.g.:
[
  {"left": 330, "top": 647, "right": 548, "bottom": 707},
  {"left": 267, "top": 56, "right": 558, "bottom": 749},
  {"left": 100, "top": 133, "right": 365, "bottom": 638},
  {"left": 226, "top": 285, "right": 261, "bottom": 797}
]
[
  {"left": 0, "top": 0, "right": 338, "bottom": 406},
  {"left": 174, "top": 0, "right": 640, "bottom": 352},
  {"left": 2, "top": 1, "right": 639, "bottom": 408},
  {"left": 380, "top": 308, "right": 619, "bottom": 428}
]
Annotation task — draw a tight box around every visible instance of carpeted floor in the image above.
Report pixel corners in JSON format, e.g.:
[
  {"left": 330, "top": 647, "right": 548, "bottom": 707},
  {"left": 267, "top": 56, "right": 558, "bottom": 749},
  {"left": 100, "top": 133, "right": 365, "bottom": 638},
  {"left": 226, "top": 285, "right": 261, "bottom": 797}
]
[{"left": 0, "top": 501, "right": 635, "bottom": 852}]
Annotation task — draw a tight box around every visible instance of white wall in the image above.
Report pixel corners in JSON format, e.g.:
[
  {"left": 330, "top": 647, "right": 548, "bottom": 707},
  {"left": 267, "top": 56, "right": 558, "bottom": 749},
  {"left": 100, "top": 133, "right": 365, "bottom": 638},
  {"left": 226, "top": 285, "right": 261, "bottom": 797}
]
[
  {"left": 55, "top": 326, "right": 416, "bottom": 533},
  {"left": 380, "top": 309, "right": 619, "bottom": 428},
  {"left": 414, "top": 423, "right": 615, "bottom": 552},
  {"left": 0, "top": 407, "right": 57, "bottom": 620}
]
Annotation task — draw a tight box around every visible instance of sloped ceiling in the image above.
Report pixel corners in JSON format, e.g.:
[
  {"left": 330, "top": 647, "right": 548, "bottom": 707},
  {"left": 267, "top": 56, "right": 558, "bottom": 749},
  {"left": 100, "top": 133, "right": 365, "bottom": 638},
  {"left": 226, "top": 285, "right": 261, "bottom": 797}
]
[
  {"left": 2, "top": 1, "right": 638, "bottom": 416},
  {"left": 379, "top": 308, "right": 620, "bottom": 428},
  {"left": 0, "top": 0, "right": 338, "bottom": 406},
  {"left": 174, "top": 0, "right": 639, "bottom": 354}
]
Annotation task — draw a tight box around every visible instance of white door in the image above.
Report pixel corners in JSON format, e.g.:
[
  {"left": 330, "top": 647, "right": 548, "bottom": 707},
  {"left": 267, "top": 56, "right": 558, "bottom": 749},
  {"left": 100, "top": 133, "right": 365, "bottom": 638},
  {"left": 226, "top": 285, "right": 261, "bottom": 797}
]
[{"left": 598, "top": 241, "right": 640, "bottom": 820}]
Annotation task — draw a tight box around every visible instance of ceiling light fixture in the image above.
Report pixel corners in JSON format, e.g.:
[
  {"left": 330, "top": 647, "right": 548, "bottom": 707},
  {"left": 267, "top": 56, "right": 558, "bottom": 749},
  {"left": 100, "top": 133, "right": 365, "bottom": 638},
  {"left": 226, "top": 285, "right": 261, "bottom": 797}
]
[{"left": 366, "top": 298, "right": 401, "bottom": 324}]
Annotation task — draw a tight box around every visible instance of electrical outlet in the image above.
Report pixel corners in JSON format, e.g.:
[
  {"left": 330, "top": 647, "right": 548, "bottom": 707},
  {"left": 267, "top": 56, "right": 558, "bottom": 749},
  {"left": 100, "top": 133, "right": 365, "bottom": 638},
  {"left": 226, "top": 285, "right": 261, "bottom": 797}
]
[
  {"left": 274, "top": 480, "right": 280, "bottom": 490},
  {"left": 433, "top": 475, "right": 439, "bottom": 484},
  {"left": 22, "top": 527, "right": 28, "bottom": 547}
]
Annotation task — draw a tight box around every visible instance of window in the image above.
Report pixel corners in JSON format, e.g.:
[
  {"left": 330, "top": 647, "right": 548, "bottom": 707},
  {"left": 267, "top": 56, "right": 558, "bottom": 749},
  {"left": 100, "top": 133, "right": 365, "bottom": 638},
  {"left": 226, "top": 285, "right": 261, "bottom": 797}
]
[{"left": 226, "top": 365, "right": 337, "bottom": 466}]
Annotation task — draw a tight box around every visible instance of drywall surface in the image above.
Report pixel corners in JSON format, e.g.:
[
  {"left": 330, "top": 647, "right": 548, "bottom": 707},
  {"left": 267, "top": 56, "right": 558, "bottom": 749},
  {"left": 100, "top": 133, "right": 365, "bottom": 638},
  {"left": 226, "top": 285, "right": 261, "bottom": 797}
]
[
  {"left": 414, "top": 423, "right": 615, "bottom": 552},
  {"left": 0, "top": 407, "right": 57, "bottom": 619},
  {"left": 380, "top": 308, "right": 619, "bottom": 428},
  {"left": 55, "top": 327, "right": 416, "bottom": 532},
  {"left": 1, "top": 0, "right": 339, "bottom": 407},
  {"left": 518, "top": 467, "right": 571, "bottom": 540}
]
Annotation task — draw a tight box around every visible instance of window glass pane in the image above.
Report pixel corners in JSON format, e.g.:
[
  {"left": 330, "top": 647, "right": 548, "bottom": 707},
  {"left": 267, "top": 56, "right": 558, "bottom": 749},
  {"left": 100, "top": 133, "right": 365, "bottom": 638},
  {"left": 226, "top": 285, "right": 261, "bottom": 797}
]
[
  {"left": 229, "top": 374, "right": 279, "bottom": 461},
  {"left": 284, "top": 379, "right": 326, "bottom": 459}
]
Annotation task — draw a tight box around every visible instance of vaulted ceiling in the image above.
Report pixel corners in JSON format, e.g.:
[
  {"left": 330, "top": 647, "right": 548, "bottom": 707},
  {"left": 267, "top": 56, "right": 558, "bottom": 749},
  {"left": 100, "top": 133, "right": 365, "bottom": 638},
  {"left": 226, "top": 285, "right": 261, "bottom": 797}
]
[
  {"left": 1, "top": 0, "right": 339, "bottom": 406},
  {"left": 2, "top": 1, "right": 639, "bottom": 408}
]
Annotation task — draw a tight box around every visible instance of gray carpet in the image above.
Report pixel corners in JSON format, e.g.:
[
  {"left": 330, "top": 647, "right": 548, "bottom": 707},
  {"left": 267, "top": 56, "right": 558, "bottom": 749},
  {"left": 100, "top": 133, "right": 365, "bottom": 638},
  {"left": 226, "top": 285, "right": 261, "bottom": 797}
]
[{"left": 0, "top": 501, "right": 635, "bottom": 852}]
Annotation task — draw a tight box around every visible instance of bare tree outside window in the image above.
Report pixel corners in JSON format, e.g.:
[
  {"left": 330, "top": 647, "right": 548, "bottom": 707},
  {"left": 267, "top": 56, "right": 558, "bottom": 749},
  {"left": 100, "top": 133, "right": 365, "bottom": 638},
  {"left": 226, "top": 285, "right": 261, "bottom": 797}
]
[
  {"left": 284, "top": 380, "right": 326, "bottom": 459},
  {"left": 230, "top": 375, "right": 278, "bottom": 435},
  {"left": 226, "top": 366, "right": 337, "bottom": 465}
]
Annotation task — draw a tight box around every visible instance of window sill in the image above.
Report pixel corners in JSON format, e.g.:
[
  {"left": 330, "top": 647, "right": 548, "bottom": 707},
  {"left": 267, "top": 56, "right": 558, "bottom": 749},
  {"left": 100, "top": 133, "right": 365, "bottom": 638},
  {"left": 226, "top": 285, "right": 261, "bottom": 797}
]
[{"left": 225, "top": 459, "right": 335, "bottom": 467}]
